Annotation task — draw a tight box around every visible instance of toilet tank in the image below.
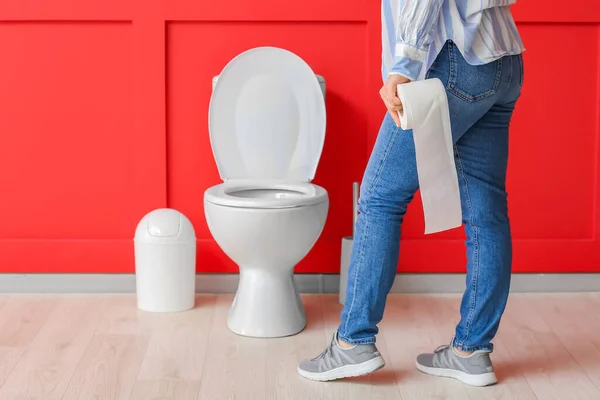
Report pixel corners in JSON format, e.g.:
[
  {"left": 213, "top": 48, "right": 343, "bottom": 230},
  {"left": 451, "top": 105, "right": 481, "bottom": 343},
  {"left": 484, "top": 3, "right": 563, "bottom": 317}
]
[{"left": 212, "top": 74, "right": 326, "bottom": 99}]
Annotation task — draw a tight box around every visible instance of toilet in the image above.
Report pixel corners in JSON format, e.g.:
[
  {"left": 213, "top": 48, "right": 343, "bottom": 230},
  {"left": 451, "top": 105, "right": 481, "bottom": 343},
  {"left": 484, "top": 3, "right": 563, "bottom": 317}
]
[{"left": 204, "top": 47, "right": 329, "bottom": 338}]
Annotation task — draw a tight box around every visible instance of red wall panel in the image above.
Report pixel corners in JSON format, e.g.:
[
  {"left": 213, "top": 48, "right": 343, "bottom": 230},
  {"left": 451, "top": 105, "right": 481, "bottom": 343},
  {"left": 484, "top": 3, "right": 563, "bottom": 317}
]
[
  {"left": 0, "top": 0, "right": 599, "bottom": 274},
  {"left": 508, "top": 24, "right": 598, "bottom": 240},
  {"left": 0, "top": 22, "right": 134, "bottom": 239}
]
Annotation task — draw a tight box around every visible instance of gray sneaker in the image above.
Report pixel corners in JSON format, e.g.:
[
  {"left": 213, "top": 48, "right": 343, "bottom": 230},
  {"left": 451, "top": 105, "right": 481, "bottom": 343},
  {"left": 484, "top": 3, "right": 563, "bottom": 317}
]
[
  {"left": 416, "top": 343, "right": 497, "bottom": 387},
  {"left": 297, "top": 333, "right": 385, "bottom": 381}
]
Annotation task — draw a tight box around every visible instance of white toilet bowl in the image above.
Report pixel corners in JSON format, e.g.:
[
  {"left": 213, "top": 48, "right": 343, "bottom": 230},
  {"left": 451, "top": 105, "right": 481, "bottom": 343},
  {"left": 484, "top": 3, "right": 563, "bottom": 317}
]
[
  {"left": 204, "top": 47, "right": 329, "bottom": 338},
  {"left": 205, "top": 182, "right": 328, "bottom": 337}
]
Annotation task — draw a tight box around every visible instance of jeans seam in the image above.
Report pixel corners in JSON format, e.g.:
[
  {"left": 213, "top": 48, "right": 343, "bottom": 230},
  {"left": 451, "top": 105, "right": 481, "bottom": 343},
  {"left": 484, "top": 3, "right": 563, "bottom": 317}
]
[
  {"left": 453, "top": 341, "right": 493, "bottom": 352},
  {"left": 341, "top": 124, "right": 400, "bottom": 339},
  {"left": 518, "top": 55, "right": 524, "bottom": 86},
  {"left": 447, "top": 41, "right": 456, "bottom": 91},
  {"left": 364, "top": 125, "right": 401, "bottom": 202},
  {"left": 340, "top": 216, "right": 370, "bottom": 338},
  {"left": 507, "top": 56, "right": 513, "bottom": 87},
  {"left": 337, "top": 331, "right": 376, "bottom": 345},
  {"left": 454, "top": 145, "right": 479, "bottom": 346}
]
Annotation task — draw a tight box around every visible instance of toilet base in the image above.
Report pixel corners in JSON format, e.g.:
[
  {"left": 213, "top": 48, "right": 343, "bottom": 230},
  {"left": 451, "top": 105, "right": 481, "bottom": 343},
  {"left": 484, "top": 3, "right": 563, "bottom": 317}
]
[{"left": 227, "top": 266, "right": 306, "bottom": 338}]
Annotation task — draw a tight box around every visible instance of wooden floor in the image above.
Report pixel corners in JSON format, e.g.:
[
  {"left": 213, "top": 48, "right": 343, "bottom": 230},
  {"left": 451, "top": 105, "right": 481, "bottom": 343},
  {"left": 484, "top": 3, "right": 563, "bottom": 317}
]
[{"left": 0, "top": 293, "right": 598, "bottom": 400}]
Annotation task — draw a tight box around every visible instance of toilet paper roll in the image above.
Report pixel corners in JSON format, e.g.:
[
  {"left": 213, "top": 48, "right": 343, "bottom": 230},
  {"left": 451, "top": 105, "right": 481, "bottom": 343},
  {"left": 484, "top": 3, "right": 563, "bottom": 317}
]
[{"left": 397, "top": 78, "right": 462, "bottom": 234}]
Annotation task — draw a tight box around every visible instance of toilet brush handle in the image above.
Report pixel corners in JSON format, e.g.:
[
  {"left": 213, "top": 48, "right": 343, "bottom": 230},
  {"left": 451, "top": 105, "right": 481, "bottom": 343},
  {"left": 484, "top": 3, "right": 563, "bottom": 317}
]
[{"left": 352, "top": 182, "right": 359, "bottom": 238}]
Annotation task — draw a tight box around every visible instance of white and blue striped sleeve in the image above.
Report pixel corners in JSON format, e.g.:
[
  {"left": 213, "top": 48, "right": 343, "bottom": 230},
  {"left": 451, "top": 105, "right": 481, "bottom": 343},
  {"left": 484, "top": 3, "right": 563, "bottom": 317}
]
[{"left": 390, "top": 0, "right": 445, "bottom": 80}]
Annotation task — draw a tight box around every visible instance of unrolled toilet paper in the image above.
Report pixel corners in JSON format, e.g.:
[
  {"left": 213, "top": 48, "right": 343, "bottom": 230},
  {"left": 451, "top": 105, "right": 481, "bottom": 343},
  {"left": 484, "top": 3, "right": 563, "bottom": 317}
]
[{"left": 397, "top": 78, "right": 462, "bottom": 234}]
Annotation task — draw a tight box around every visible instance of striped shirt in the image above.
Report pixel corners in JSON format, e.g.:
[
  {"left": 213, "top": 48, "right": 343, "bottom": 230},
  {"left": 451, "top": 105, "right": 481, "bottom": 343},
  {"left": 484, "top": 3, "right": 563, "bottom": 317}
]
[{"left": 382, "top": 0, "right": 525, "bottom": 82}]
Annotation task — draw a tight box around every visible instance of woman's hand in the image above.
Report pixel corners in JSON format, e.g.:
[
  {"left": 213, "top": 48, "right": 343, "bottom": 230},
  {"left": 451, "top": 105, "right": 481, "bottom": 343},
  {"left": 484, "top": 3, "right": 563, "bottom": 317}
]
[{"left": 379, "top": 74, "right": 411, "bottom": 127}]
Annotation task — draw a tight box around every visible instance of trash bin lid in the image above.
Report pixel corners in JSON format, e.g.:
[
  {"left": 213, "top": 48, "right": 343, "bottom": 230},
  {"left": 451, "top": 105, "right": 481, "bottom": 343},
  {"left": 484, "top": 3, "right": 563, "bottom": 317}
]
[{"left": 134, "top": 208, "right": 195, "bottom": 244}]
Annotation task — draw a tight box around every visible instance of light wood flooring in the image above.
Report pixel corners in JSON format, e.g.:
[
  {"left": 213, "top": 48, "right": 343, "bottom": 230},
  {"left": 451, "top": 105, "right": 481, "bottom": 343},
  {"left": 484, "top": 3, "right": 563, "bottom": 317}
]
[{"left": 0, "top": 293, "right": 598, "bottom": 399}]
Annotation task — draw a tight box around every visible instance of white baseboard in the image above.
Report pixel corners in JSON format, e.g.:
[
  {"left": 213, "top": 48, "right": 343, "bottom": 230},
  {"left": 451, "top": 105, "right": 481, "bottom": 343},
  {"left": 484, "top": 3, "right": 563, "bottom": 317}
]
[{"left": 0, "top": 273, "right": 599, "bottom": 293}]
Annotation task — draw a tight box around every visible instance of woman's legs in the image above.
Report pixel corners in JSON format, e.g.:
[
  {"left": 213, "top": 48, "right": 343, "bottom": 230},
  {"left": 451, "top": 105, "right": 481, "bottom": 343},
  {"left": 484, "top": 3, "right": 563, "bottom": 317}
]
[
  {"left": 298, "top": 43, "right": 522, "bottom": 384},
  {"left": 413, "top": 97, "right": 519, "bottom": 387},
  {"left": 338, "top": 112, "right": 419, "bottom": 344},
  {"left": 339, "top": 46, "right": 522, "bottom": 350},
  {"left": 452, "top": 101, "right": 516, "bottom": 353}
]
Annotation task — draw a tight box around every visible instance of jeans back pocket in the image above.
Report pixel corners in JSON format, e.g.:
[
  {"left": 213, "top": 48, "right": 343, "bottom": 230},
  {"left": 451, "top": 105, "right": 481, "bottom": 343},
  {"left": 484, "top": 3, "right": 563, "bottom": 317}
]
[{"left": 446, "top": 41, "right": 503, "bottom": 103}]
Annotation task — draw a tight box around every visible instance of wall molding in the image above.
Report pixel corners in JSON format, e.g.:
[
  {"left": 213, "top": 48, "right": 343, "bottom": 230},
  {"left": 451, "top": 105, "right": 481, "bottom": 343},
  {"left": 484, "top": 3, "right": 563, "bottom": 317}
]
[{"left": 0, "top": 273, "right": 599, "bottom": 294}]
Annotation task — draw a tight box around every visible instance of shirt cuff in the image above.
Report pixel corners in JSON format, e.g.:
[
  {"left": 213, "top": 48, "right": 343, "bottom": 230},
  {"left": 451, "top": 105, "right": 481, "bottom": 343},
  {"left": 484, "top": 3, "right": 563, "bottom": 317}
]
[
  {"left": 390, "top": 42, "right": 428, "bottom": 81},
  {"left": 388, "top": 71, "right": 414, "bottom": 81}
]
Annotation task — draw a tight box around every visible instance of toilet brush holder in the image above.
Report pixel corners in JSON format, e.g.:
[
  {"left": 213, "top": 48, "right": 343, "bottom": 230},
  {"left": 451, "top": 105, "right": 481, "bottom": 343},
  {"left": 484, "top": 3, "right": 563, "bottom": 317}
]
[{"left": 339, "top": 182, "right": 359, "bottom": 305}]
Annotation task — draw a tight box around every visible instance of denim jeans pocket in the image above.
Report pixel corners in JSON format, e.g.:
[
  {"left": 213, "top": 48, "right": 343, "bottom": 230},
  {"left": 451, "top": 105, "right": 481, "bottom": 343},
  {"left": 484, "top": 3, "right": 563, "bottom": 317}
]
[
  {"left": 446, "top": 41, "right": 503, "bottom": 103},
  {"left": 517, "top": 55, "right": 524, "bottom": 86}
]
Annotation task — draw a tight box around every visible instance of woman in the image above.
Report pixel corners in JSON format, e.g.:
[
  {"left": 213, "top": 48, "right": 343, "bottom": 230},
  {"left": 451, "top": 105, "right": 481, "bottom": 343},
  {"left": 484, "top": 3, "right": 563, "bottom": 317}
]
[{"left": 298, "top": 0, "right": 524, "bottom": 387}]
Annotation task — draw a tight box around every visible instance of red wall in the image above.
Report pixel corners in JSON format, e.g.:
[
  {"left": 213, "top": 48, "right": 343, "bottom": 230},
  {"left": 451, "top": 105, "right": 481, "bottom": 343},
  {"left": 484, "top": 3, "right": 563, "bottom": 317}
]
[{"left": 1, "top": 0, "right": 599, "bottom": 274}]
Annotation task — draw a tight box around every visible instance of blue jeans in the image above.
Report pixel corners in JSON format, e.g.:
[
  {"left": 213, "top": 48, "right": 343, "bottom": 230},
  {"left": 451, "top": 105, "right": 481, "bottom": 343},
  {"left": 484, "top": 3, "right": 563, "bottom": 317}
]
[{"left": 338, "top": 41, "right": 523, "bottom": 352}]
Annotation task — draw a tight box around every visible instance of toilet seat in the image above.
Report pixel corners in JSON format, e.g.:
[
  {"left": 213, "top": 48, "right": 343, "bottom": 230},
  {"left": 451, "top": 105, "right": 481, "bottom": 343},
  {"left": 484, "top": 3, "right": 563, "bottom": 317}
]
[
  {"left": 205, "top": 181, "right": 327, "bottom": 209},
  {"left": 208, "top": 47, "right": 326, "bottom": 184}
]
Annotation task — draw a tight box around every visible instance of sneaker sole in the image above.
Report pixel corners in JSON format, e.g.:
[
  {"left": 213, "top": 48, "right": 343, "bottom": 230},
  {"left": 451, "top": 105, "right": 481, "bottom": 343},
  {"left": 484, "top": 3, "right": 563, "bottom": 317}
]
[
  {"left": 415, "top": 361, "right": 497, "bottom": 387},
  {"left": 297, "top": 356, "right": 385, "bottom": 382}
]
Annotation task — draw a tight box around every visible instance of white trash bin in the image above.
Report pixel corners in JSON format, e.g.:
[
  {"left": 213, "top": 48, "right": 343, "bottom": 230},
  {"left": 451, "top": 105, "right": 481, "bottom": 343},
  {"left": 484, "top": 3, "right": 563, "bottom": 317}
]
[{"left": 134, "top": 208, "right": 196, "bottom": 312}]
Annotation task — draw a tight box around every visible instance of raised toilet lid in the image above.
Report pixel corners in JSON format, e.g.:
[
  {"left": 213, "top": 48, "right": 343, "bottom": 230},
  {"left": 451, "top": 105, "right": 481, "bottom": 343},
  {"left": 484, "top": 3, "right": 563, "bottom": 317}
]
[{"left": 209, "top": 47, "right": 326, "bottom": 182}]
